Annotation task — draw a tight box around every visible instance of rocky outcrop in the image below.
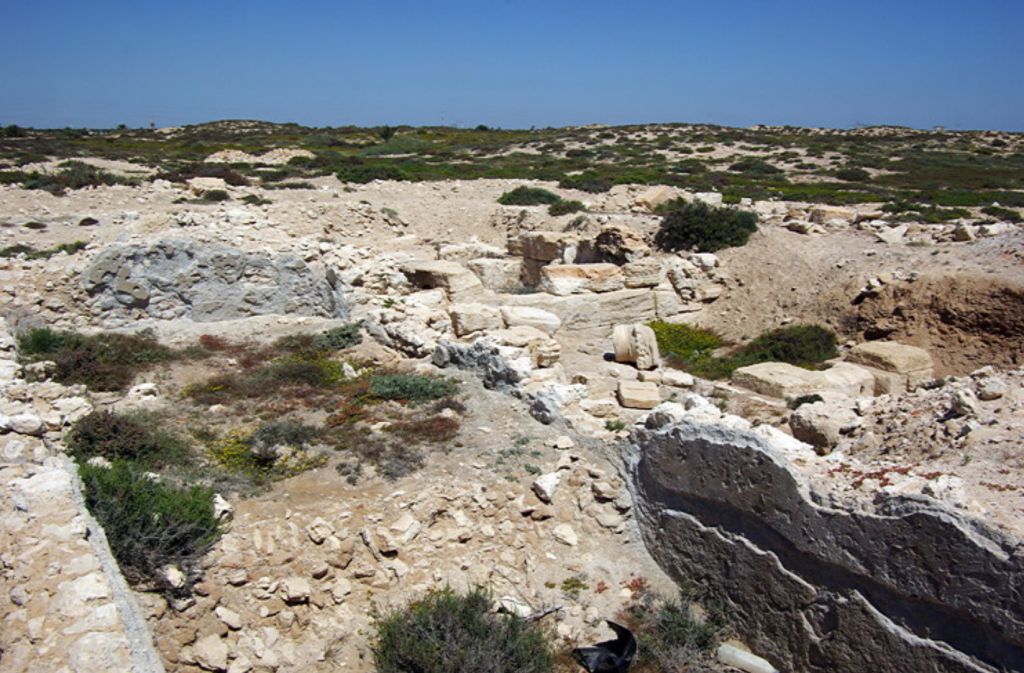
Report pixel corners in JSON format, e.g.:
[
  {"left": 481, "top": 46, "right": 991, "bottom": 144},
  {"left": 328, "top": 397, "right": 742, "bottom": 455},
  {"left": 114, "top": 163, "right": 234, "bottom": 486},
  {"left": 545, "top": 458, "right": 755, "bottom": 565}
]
[
  {"left": 625, "top": 419, "right": 1024, "bottom": 673},
  {"left": 81, "top": 239, "right": 348, "bottom": 323}
]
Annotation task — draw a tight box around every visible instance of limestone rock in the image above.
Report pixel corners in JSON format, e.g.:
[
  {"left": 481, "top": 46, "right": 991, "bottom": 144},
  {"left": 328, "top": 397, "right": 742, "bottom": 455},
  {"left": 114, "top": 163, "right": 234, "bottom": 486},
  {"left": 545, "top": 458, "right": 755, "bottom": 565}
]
[
  {"left": 532, "top": 472, "right": 561, "bottom": 504},
  {"left": 500, "top": 306, "right": 562, "bottom": 334},
  {"left": 622, "top": 258, "right": 663, "bottom": 288},
  {"left": 789, "top": 401, "right": 857, "bottom": 453},
  {"left": 448, "top": 303, "right": 503, "bottom": 336},
  {"left": 193, "top": 634, "right": 229, "bottom": 671},
  {"left": 402, "top": 260, "right": 484, "bottom": 301},
  {"left": 464, "top": 257, "right": 523, "bottom": 291},
  {"left": 617, "top": 381, "right": 661, "bottom": 409},
  {"left": 279, "top": 577, "right": 311, "bottom": 604},
  {"left": 508, "top": 231, "right": 578, "bottom": 262},
  {"left": 539, "top": 263, "right": 624, "bottom": 296},
  {"left": 552, "top": 524, "right": 578, "bottom": 546}
]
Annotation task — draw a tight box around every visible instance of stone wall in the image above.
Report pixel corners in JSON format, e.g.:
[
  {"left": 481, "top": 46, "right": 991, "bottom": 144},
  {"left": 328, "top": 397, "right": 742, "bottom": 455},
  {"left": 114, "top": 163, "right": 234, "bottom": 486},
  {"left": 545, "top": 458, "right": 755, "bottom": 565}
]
[
  {"left": 81, "top": 239, "right": 349, "bottom": 325},
  {"left": 0, "top": 324, "right": 164, "bottom": 673},
  {"left": 624, "top": 418, "right": 1024, "bottom": 673}
]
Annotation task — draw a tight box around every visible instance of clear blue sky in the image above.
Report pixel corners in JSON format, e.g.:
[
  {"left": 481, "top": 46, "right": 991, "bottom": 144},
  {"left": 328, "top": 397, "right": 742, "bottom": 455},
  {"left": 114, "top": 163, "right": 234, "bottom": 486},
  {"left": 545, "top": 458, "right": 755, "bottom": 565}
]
[{"left": 3, "top": 0, "right": 1022, "bottom": 131}]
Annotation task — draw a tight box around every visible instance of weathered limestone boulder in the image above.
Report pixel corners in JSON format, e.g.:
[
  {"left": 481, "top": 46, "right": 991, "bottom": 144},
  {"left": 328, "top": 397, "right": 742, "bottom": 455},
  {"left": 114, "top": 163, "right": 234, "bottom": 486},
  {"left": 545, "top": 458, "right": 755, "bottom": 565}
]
[
  {"left": 507, "top": 231, "right": 578, "bottom": 263},
  {"left": 846, "top": 341, "right": 934, "bottom": 394},
  {"left": 539, "top": 264, "right": 624, "bottom": 296},
  {"left": 448, "top": 303, "right": 503, "bottom": 337},
  {"left": 617, "top": 381, "right": 661, "bottom": 409},
  {"left": 789, "top": 399, "right": 858, "bottom": 453},
  {"left": 187, "top": 176, "right": 229, "bottom": 196},
  {"left": 464, "top": 257, "right": 522, "bottom": 291},
  {"left": 732, "top": 362, "right": 875, "bottom": 400},
  {"left": 590, "top": 224, "right": 651, "bottom": 264},
  {"left": 500, "top": 306, "right": 562, "bottom": 334},
  {"left": 437, "top": 242, "right": 506, "bottom": 263},
  {"left": 402, "top": 261, "right": 484, "bottom": 302},
  {"left": 809, "top": 205, "right": 858, "bottom": 225},
  {"left": 732, "top": 363, "right": 825, "bottom": 399},
  {"left": 632, "top": 186, "right": 679, "bottom": 212},
  {"left": 622, "top": 258, "right": 663, "bottom": 288},
  {"left": 626, "top": 419, "right": 1024, "bottom": 673},
  {"left": 82, "top": 239, "right": 348, "bottom": 322},
  {"left": 612, "top": 324, "right": 661, "bottom": 370}
]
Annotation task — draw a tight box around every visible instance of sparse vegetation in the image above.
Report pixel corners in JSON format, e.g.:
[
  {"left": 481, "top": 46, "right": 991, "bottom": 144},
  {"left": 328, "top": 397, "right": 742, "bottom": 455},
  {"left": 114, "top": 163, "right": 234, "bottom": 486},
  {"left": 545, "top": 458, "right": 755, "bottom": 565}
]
[
  {"left": 368, "top": 373, "right": 460, "bottom": 405},
  {"left": 620, "top": 587, "right": 728, "bottom": 673},
  {"left": 78, "top": 460, "right": 222, "bottom": 594},
  {"left": 66, "top": 410, "right": 190, "bottom": 469},
  {"left": 647, "top": 320, "right": 724, "bottom": 361},
  {"left": 654, "top": 200, "right": 759, "bottom": 253},
  {"left": 497, "top": 186, "right": 561, "bottom": 206},
  {"left": 373, "top": 585, "right": 554, "bottom": 673},
  {"left": 17, "top": 327, "right": 176, "bottom": 391}
]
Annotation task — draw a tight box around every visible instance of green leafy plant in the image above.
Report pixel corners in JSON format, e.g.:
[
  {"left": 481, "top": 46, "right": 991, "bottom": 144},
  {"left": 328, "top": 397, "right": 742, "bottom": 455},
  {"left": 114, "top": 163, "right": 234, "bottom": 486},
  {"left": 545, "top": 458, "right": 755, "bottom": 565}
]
[
  {"left": 78, "top": 461, "right": 222, "bottom": 594},
  {"left": 66, "top": 410, "right": 190, "bottom": 468},
  {"left": 18, "top": 328, "right": 176, "bottom": 392},
  {"left": 604, "top": 419, "right": 628, "bottom": 432},
  {"left": 373, "top": 585, "right": 554, "bottom": 673},
  {"left": 548, "top": 200, "right": 585, "bottom": 216},
  {"left": 369, "top": 373, "right": 460, "bottom": 405},
  {"left": 654, "top": 200, "right": 759, "bottom": 253},
  {"left": 647, "top": 320, "right": 723, "bottom": 361},
  {"left": 621, "top": 589, "right": 727, "bottom": 673},
  {"left": 497, "top": 186, "right": 561, "bottom": 206}
]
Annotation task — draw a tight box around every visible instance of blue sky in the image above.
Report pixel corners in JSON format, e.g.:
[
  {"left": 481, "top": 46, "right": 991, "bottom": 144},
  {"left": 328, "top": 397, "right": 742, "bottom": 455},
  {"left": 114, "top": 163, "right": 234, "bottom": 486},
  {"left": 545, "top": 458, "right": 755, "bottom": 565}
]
[{"left": 3, "top": 0, "right": 1022, "bottom": 131}]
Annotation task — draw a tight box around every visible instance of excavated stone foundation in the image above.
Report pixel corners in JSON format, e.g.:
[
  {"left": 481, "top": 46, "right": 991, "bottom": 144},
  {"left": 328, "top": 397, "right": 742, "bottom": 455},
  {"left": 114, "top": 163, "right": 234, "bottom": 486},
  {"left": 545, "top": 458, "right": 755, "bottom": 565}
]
[{"left": 624, "top": 419, "right": 1024, "bottom": 673}]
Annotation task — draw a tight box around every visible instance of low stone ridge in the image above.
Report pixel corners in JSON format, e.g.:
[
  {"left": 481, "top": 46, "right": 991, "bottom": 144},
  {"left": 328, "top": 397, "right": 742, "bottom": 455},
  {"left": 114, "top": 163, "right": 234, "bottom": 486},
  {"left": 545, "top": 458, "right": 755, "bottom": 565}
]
[
  {"left": 625, "top": 419, "right": 1023, "bottom": 673},
  {"left": 82, "top": 239, "right": 348, "bottom": 323}
]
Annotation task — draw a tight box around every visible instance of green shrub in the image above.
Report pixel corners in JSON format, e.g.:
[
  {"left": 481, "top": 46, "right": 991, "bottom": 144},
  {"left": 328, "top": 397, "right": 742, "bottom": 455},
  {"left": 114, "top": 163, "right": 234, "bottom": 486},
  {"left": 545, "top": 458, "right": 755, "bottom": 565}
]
[
  {"left": 17, "top": 327, "right": 84, "bottom": 359},
  {"left": 198, "top": 188, "right": 230, "bottom": 202},
  {"left": 369, "top": 373, "right": 460, "bottom": 405},
  {"left": 654, "top": 200, "right": 759, "bottom": 253},
  {"left": 21, "top": 160, "right": 127, "bottom": 195},
  {"left": 834, "top": 166, "right": 871, "bottom": 182},
  {"left": 558, "top": 175, "right": 614, "bottom": 193},
  {"left": 78, "top": 461, "right": 221, "bottom": 593},
  {"left": 981, "top": 205, "right": 1022, "bottom": 222},
  {"left": 335, "top": 162, "right": 406, "bottom": 183},
  {"left": 622, "top": 590, "right": 726, "bottom": 672},
  {"left": 728, "top": 158, "right": 782, "bottom": 175},
  {"left": 738, "top": 324, "right": 838, "bottom": 368},
  {"left": 497, "top": 186, "right": 561, "bottom": 206},
  {"left": 312, "top": 323, "right": 363, "bottom": 351},
  {"left": 647, "top": 320, "right": 723, "bottom": 361},
  {"left": 548, "top": 200, "right": 585, "bottom": 216},
  {"left": 373, "top": 585, "right": 554, "bottom": 673},
  {"left": 66, "top": 410, "right": 189, "bottom": 468},
  {"left": 18, "top": 328, "right": 175, "bottom": 392}
]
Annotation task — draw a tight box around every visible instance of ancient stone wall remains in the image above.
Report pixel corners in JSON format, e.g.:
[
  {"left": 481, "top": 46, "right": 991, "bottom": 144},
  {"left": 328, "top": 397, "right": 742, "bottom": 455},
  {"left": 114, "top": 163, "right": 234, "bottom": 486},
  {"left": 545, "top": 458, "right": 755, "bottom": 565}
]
[{"left": 625, "top": 418, "right": 1024, "bottom": 673}]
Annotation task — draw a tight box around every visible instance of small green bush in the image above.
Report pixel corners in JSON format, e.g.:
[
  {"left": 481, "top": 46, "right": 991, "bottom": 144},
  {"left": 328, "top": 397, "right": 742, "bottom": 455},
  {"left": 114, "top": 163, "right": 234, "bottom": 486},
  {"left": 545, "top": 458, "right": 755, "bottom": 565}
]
[
  {"left": 369, "top": 373, "right": 460, "bottom": 405},
  {"left": 834, "top": 167, "right": 871, "bottom": 182},
  {"left": 622, "top": 590, "right": 726, "bottom": 671},
  {"left": 335, "top": 162, "right": 406, "bottom": 184},
  {"left": 728, "top": 158, "right": 782, "bottom": 175},
  {"left": 497, "top": 186, "right": 561, "bottom": 206},
  {"left": 373, "top": 585, "right": 554, "bottom": 673},
  {"left": 548, "top": 200, "right": 585, "bottom": 216},
  {"left": 312, "top": 323, "right": 363, "bottom": 351},
  {"left": 78, "top": 461, "right": 221, "bottom": 593},
  {"left": 17, "top": 327, "right": 84, "bottom": 359},
  {"left": 558, "top": 175, "right": 614, "bottom": 193},
  {"left": 18, "top": 328, "right": 175, "bottom": 392},
  {"left": 739, "top": 324, "right": 838, "bottom": 368},
  {"left": 654, "top": 200, "right": 759, "bottom": 253},
  {"left": 647, "top": 320, "right": 723, "bottom": 361},
  {"left": 66, "top": 410, "right": 189, "bottom": 468},
  {"left": 981, "top": 205, "right": 1022, "bottom": 222}
]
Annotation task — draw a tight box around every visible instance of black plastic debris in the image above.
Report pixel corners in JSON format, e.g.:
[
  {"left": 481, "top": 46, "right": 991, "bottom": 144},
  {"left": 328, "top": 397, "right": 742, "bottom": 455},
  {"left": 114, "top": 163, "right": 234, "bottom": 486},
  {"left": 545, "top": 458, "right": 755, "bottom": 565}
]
[{"left": 572, "top": 620, "right": 637, "bottom": 673}]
